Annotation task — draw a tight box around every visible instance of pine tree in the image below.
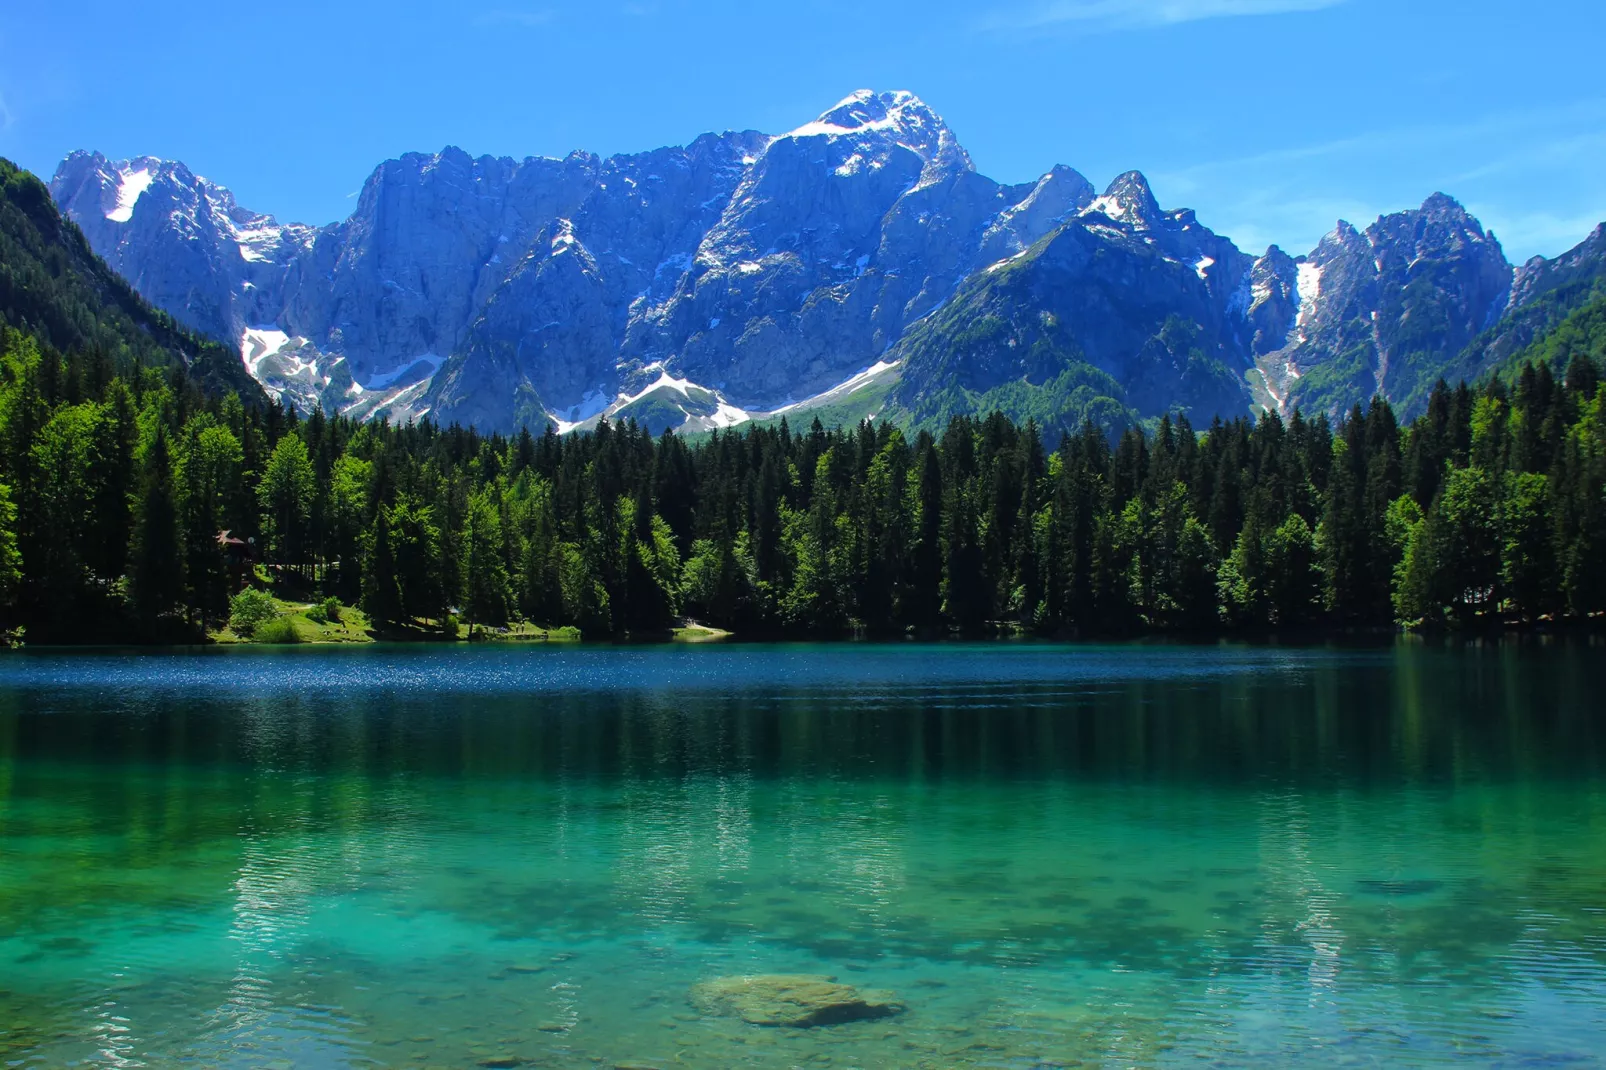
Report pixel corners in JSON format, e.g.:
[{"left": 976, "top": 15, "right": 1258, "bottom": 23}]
[
  {"left": 129, "top": 428, "right": 184, "bottom": 625},
  {"left": 463, "top": 489, "right": 510, "bottom": 631},
  {"left": 361, "top": 508, "right": 404, "bottom": 626}
]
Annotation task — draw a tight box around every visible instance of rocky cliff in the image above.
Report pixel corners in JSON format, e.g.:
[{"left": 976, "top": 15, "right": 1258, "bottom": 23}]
[{"left": 51, "top": 92, "right": 1606, "bottom": 433}]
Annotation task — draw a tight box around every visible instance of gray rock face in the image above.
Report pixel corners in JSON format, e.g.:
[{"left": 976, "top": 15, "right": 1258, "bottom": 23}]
[
  {"left": 1511, "top": 223, "right": 1606, "bottom": 308},
  {"left": 49, "top": 96, "right": 1606, "bottom": 431},
  {"left": 434, "top": 131, "right": 769, "bottom": 429},
  {"left": 50, "top": 152, "right": 313, "bottom": 346},
  {"left": 51, "top": 92, "right": 1108, "bottom": 430},
  {"left": 1244, "top": 246, "right": 1301, "bottom": 358},
  {"left": 1421, "top": 222, "right": 1606, "bottom": 398},
  {"left": 1254, "top": 194, "right": 1515, "bottom": 416}
]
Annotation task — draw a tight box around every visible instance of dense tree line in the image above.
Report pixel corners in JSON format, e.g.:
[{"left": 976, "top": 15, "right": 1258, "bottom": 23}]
[{"left": 0, "top": 324, "right": 1603, "bottom": 643}]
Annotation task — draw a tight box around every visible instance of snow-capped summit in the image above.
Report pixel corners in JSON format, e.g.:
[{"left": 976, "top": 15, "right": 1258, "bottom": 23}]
[
  {"left": 50, "top": 151, "right": 315, "bottom": 352},
  {"left": 1082, "top": 171, "right": 1164, "bottom": 229},
  {"left": 779, "top": 89, "right": 972, "bottom": 186},
  {"left": 53, "top": 151, "right": 312, "bottom": 261}
]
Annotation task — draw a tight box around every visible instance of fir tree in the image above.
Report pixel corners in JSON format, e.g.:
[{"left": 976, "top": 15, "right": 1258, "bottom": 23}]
[{"left": 129, "top": 428, "right": 183, "bottom": 624}]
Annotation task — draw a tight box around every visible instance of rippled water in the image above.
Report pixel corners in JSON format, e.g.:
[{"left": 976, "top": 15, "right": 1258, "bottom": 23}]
[{"left": 1, "top": 640, "right": 1604, "bottom": 1068}]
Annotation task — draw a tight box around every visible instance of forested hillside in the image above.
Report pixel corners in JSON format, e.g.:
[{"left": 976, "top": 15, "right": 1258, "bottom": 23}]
[
  {"left": 1494, "top": 290, "right": 1606, "bottom": 384},
  {"left": 0, "top": 318, "right": 1602, "bottom": 643},
  {"left": 0, "top": 158, "right": 264, "bottom": 401}
]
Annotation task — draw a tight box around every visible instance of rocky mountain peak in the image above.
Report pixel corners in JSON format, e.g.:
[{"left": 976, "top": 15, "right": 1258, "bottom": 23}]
[
  {"left": 1083, "top": 171, "right": 1162, "bottom": 229},
  {"left": 51, "top": 91, "right": 1605, "bottom": 437},
  {"left": 1311, "top": 220, "right": 1368, "bottom": 265},
  {"left": 1243, "top": 247, "right": 1302, "bottom": 358},
  {"left": 1509, "top": 218, "right": 1606, "bottom": 308},
  {"left": 1368, "top": 191, "right": 1500, "bottom": 256},
  {"left": 1019, "top": 165, "right": 1096, "bottom": 214},
  {"left": 779, "top": 89, "right": 972, "bottom": 185},
  {"left": 1419, "top": 190, "right": 1474, "bottom": 221},
  {"left": 49, "top": 151, "right": 315, "bottom": 350},
  {"left": 54, "top": 151, "right": 187, "bottom": 225}
]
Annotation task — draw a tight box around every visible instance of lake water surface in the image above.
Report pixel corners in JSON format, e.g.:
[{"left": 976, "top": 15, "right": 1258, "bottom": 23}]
[{"left": 1, "top": 641, "right": 1604, "bottom": 1067}]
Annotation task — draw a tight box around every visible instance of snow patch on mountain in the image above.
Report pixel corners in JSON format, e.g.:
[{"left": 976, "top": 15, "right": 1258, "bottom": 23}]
[
  {"left": 1296, "top": 262, "right": 1323, "bottom": 314},
  {"left": 241, "top": 328, "right": 293, "bottom": 377},
  {"left": 774, "top": 360, "right": 900, "bottom": 415},
  {"left": 777, "top": 89, "right": 972, "bottom": 187},
  {"left": 358, "top": 354, "right": 445, "bottom": 393},
  {"left": 550, "top": 389, "right": 613, "bottom": 434},
  {"left": 107, "top": 167, "right": 153, "bottom": 222}
]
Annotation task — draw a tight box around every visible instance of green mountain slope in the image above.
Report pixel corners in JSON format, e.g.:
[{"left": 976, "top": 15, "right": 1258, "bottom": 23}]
[
  {"left": 1399, "top": 225, "right": 1606, "bottom": 413},
  {"left": 882, "top": 225, "right": 1250, "bottom": 437},
  {"left": 1490, "top": 289, "right": 1606, "bottom": 382},
  {"left": 0, "top": 158, "right": 262, "bottom": 399}
]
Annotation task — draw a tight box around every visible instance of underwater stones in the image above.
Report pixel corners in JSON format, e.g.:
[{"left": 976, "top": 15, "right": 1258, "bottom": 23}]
[
  {"left": 491, "top": 963, "right": 547, "bottom": 980},
  {"left": 689, "top": 974, "right": 904, "bottom": 1028},
  {"left": 1356, "top": 878, "right": 1444, "bottom": 897}
]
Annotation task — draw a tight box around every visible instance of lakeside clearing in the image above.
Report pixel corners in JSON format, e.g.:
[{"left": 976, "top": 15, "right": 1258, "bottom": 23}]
[{"left": 212, "top": 594, "right": 726, "bottom": 646}]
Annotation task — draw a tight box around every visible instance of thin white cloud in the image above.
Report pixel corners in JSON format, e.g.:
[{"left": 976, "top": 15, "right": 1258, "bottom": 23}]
[
  {"left": 986, "top": 0, "right": 1345, "bottom": 31},
  {"left": 1139, "top": 96, "right": 1606, "bottom": 258},
  {"left": 1446, "top": 129, "right": 1606, "bottom": 187},
  {"left": 0, "top": 92, "right": 13, "bottom": 132},
  {"left": 1162, "top": 98, "right": 1606, "bottom": 184},
  {"left": 1474, "top": 208, "right": 1606, "bottom": 260},
  {"left": 472, "top": 8, "right": 555, "bottom": 28}
]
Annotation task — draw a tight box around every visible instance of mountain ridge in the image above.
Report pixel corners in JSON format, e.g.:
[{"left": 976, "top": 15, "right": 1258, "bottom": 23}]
[{"left": 48, "top": 91, "right": 1606, "bottom": 434}]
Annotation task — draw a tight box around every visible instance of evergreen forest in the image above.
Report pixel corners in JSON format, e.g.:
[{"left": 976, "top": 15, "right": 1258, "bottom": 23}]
[{"left": 0, "top": 323, "right": 1603, "bottom": 643}]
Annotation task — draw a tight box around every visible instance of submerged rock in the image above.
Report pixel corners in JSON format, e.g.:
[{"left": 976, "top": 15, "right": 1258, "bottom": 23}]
[{"left": 689, "top": 974, "right": 904, "bottom": 1028}]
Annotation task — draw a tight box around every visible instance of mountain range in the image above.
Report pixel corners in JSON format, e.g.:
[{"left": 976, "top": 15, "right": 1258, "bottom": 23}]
[{"left": 49, "top": 90, "right": 1606, "bottom": 435}]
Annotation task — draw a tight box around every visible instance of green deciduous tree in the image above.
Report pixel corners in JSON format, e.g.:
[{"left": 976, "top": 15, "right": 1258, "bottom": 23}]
[{"left": 257, "top": 434, "right": 316, "bottom": 580}]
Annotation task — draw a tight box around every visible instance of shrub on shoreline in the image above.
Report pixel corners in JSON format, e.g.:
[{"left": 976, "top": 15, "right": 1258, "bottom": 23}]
[
  {"left": 228, "top": 589, "right": 278, "bottom": 638},
  {"left": 251, "top": 616, "right": 300, "bottom": 644}
]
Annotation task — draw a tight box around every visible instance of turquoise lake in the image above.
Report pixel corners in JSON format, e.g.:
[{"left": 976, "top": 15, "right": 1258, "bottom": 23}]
[{"left": 0, "top": 640, "right": 1604, "bottom": 1067}]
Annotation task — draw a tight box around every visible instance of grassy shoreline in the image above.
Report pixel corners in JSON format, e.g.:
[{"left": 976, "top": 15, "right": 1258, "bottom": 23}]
[{"left": 212, "top": 595, "right": 726, "bottom": 646}]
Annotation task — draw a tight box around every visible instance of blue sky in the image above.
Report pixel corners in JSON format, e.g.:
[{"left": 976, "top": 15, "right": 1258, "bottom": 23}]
[{"left": 1, "top": 0, "right": 1601, "bottom": 261}]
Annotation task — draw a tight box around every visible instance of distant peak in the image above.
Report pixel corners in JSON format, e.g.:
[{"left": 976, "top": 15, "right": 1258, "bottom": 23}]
[
  {"left": 828, "top": 89, "right": 879, "bottom": 111},
  {"left": 786, "top": 90, "right": 939, "bottom": 139},
  {"left": 779, "top": 90, "right": 972, "bottom": 182},
  {"left": 57, "top": 151, "right": 169, "bottom": 178},
  {"left": 1082, "top": 170, "right": 1162, "bottom": 227},
  {"left": 1421, "top": 191, "right": 1465, "bottom": 213},
  {"left": 60, "top": 148, "right": 110, "bottom": 169},
  {"left": 1104, "top": 170, "right": 1156, "bottom": 201},
  {"left": 50, "top": 153, "right": 181, "bottom": 225}
]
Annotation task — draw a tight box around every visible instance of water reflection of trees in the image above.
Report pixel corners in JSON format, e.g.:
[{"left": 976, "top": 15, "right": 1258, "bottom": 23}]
[{"left": 0, "top": 641, "right": 1604, "bottom": 1063}]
